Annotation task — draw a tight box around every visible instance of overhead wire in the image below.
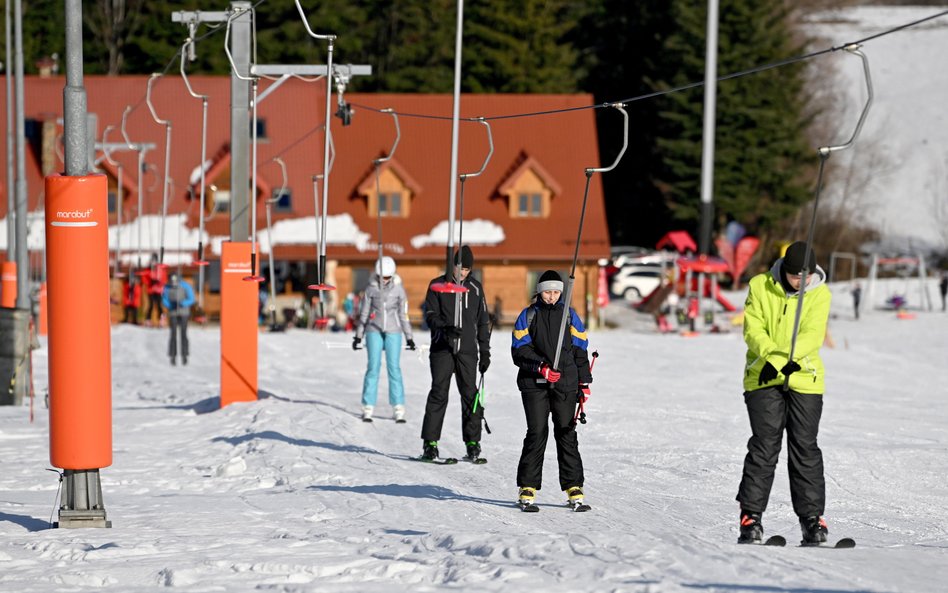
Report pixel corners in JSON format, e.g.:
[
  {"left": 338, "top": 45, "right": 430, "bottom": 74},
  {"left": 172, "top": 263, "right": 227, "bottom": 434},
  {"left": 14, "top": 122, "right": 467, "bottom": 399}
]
[
  {"left": 344, "top": 9, "right": 948, "bottom": 125},
  {"left": 104, "top": 6, "right": 947, "bottom": 189}
]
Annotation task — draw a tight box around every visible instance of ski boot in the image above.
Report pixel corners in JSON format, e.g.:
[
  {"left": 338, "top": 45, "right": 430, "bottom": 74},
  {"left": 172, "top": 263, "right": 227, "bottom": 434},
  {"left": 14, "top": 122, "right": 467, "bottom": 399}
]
[
  {"left": 393, "top": 405, "right": 406, "bottom": 423},
  {"left": 518, "top": 487, "right": 539, "bottom": 512},
  {"left": 464, "top": 441, "right": 481, "bottom": 461},
  {"left": 738, "top": 511, "right": 763, "bottom": 544},
  {"left": 565, "top": 486, "right": 590, "bottom": 512},
  {"left": 421, "top": 441, "right": 439, "bottom": 461},
  {"left": 800, "top": 515, "right": 828, "bottom": 545},
  {"left": 361, "top": 406, "right": 374, "bottom": 422}
]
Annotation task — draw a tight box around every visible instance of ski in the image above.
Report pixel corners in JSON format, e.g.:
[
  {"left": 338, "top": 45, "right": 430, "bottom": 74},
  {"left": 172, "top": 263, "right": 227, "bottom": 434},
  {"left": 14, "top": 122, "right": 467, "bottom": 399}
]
[
  {"left": 461, "top": 456, "right": 487, "bottom": 465},
  {"left": 395, "top": 418, "right": 407, "bottom": 424},
  {"left": 518, "top": 502, "right": 540, "bottom": 513},
  {"left": 569, "top": 502, "right": 592, "bottom": 513},
  {"left": 412, "top": 456, "right": 458, "bottom": 465},
  {"left": 738, "top": 535, "right": 786, "bottom": 546},
  {"left": 801, "top": 537, "right": 856, "bottom": 549}
]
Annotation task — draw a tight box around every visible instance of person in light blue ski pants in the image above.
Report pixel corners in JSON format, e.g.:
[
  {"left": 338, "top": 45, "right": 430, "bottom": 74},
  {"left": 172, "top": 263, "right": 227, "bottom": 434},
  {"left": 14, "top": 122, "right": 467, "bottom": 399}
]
[{"left": 361, "top": 332, "right": 405, "bottom": 407}]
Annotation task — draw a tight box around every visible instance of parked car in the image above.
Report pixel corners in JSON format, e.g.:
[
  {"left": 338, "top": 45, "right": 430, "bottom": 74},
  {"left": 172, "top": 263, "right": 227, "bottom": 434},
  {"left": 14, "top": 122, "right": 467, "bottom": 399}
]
[{"left": 610, "top": 264, "right": 663, "bottom": 303}]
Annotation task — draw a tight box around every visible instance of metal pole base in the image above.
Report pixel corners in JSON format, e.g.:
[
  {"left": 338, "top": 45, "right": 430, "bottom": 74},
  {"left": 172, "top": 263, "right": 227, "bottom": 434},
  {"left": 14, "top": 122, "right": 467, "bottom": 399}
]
[{"left": 56, "top": 469, "right": 111, "bottom": 528}]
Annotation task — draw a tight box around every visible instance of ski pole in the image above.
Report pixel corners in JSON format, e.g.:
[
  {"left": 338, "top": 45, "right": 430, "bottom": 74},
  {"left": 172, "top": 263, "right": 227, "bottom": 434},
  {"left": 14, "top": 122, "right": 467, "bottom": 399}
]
[
  {"left": 472, "top": 372, "right": 491, "bottom": 434},
  {"left": 573, "top": 350, "right": 598, "bottom": 426}
]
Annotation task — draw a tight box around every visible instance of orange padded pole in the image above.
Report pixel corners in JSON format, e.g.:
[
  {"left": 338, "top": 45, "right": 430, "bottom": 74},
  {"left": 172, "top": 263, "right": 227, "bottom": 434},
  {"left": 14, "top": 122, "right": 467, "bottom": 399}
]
[
  {"left": 45, "top": 174, "right": 112, "bottom": 469},
  {"left": 220, "top": 241, "right": 258, "bottom": 407},
  {"left": 1, "top": 261, "right": 16, "bottom": 307}
]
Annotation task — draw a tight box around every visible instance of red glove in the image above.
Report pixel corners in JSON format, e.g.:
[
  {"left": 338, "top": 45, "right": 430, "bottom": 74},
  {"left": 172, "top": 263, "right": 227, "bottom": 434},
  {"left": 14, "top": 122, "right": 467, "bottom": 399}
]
[
  {"left": 538, "top": 364, "right": 561, "bottom": 383},
  {"left": 579, "top": 384, "right": 590, "bottom": 402}
]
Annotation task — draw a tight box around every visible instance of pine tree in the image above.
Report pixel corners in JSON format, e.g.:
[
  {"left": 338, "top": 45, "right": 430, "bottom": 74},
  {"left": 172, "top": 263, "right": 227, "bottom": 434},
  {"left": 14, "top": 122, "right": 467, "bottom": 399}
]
[
  {"left": 652, "top": 0, "right": 813, "bottom": 235},
  {"left": 464, "top": 0, "right": 579, "bottom": 93}
]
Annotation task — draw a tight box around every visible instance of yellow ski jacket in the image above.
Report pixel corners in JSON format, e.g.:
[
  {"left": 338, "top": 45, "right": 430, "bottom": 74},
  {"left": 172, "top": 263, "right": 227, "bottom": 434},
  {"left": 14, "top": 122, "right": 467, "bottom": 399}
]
[{"left": 743, "top": 262, "right": 831, "bottom": 394}]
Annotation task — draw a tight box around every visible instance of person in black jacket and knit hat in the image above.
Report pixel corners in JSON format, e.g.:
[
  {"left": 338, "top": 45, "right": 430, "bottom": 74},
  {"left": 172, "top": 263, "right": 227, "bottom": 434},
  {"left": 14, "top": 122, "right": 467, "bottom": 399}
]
[
  {"left": 419, "top": 245, "right": 491, "bottom": 461},
  {"left": 510, "top": 270, "right": 593, "bottom": 510}
]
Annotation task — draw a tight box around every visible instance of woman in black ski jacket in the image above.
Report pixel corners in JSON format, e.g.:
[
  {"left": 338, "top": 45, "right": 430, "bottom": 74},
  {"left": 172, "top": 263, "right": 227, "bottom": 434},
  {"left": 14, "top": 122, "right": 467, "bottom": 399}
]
[{"left": 511, "top": 270, "right": 592, "bottom": 510}]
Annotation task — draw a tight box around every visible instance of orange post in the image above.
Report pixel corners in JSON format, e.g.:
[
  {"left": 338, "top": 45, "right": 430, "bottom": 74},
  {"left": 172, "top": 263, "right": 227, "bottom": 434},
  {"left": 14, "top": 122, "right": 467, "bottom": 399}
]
[
  {"left": 220, "top": 242, "right": 258, "bottom": 407},
  {"left": 38, "top": 282, "right": 48, "bottom": 335},
  {"left": 1, "top": 261, "right": 16, "bottom": 307},
  {"left": 45, "top": 174, "right": 112, "bottom": 470}
]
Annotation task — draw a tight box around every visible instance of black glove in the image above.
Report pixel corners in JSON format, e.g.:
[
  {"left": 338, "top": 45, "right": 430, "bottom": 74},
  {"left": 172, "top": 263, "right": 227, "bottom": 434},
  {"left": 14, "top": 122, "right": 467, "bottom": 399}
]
[
  {"left": 758, "top": 361, "right": 778, "bottom": 386},
  {"left": 352, "top": 336, "right": 362, "bottom": 351},
  {"left": 479, "top": 353, "right": 491, "bottom": 374},
  {"left": 406, "top": 339, "right": 416, "bottom": 351},
  {"left": 780, "top": 360, "right": 801, "bottom": 376},
  {"left": 443, "top": 326, "right": 462, "bottom": 339}
]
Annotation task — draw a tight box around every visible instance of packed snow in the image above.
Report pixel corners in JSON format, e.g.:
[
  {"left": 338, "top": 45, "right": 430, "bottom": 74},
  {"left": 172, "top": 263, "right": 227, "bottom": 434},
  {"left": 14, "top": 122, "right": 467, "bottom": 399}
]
[{"left": 1, "top": 277, "right": 946, "bottom": 592}]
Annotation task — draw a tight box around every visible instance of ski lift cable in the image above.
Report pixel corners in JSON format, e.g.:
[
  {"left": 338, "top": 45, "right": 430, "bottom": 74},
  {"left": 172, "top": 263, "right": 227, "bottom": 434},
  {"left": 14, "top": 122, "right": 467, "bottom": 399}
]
[
  {"left": 295, "top": 0, "right": 337, "bottom": 296},
  {"left": 146, "top": 73, "right": 173, "bottom": 269},
  {"left": 372, "top": 108, "right": 401, "bottom": 279},
  {"left": 552, "top": 103, "right": 628, "bottom": 372},
  {"left": 344, "top": 9, "right": 946, "bottom": 125},
  {"left": 180, "top": 39, "right": 211, "bottom": 267},
  {"left": 784, "top": 46, "right": 873, "bottom": 392}
]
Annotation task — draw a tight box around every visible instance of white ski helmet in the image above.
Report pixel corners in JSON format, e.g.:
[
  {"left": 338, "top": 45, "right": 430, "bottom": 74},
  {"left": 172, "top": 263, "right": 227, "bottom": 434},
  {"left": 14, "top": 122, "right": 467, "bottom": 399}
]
[{"left": 375, "top": 256, "right": 396, "bottom": 277}]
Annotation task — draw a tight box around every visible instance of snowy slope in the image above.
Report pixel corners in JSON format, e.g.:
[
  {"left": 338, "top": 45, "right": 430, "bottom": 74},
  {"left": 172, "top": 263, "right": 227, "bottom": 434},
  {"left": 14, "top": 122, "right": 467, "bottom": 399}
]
[
  {"left": 805, "top": 6, "right": 948, "bottom": 249},
  {"left": 1, "top": 277, "right": 947, "bottom": 592}
]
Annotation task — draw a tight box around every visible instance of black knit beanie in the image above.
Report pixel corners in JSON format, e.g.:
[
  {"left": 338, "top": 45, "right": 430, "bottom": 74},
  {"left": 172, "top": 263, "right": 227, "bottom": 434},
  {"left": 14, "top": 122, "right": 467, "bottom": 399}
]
[
  {"left": 454, "top": 245, "right": 474, "bottom": 268},
  {"left": 536, "top": 270, "right": 564, "bottom": 293},
  {"left": 782, "top": 241, "right": 817, "bottom": 275}
]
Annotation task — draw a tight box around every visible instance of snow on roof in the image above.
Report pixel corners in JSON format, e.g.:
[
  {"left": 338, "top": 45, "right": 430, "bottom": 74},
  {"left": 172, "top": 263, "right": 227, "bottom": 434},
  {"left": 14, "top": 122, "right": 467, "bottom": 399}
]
[{"left": 410, "top": 219, "right": 505, "bottom": 249}]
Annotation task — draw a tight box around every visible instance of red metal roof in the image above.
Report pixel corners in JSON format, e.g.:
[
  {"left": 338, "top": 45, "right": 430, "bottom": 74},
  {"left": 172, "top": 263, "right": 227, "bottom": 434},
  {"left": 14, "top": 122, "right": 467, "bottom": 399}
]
[{"left": 5, "top": 76, "right": 609, "bottom": 263}]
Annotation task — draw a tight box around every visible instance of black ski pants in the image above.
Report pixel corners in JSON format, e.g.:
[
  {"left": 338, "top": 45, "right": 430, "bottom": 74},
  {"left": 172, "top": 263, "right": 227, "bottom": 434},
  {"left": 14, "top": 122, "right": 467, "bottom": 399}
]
[
  {"left": 421, "top": 350, "right": 482, "bottom": 444},
  {"left": 168, "top": 314, "right": 190, "bottom": 362},
  {"left": 517, "top": 387, "right": 584, "bottom": 492},
  {"left": 737, "top": 386, "right": 825, "bottom": 518},
  {"left": 146, "top": 293, "right": 162, "bottom": 324}
]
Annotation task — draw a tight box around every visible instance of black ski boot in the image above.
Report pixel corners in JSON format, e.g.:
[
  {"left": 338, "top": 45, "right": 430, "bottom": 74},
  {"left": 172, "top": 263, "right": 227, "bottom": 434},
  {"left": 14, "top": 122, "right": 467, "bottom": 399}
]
[
  {"left": 738, "top": 511, "right": 763, "bottom": 544},
  {"left": 800, "top": 515, "right": 828, "bottom": 545},
  {"left": 464, "top": 441, "right": 481, "bottom": 461},
  {"left": 421, "top": 441, "right": 439, "bottom": 461}
]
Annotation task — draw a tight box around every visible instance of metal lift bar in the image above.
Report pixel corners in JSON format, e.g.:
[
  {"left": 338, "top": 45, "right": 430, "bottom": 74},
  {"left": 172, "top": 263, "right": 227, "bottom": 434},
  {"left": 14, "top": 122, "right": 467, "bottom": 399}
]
[
  {"left": 145, "top": 74, "right": 172, "bottom": 268},
  {"left": 784, "top": 46, "right": 873, "bottom": 391},
  {"left": 552, "top": 104, "right": 628, "bottom": 372}
]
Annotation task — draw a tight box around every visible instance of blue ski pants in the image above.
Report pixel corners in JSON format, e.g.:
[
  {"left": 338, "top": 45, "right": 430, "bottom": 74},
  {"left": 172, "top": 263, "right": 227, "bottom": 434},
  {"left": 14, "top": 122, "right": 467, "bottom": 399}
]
[{"left": 361, "top": 331, "right": 405, "bottom": 408}]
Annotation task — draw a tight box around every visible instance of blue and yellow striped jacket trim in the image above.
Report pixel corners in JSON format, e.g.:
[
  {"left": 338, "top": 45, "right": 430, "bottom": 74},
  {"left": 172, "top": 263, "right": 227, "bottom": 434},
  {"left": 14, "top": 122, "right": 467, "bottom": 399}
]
[{"left": 511, "top": 304, "right": 589, "bottom": 351}]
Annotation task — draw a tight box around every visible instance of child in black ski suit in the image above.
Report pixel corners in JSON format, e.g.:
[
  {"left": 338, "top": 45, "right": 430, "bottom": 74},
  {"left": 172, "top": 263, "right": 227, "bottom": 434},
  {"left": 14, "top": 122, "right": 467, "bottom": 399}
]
[{"left": 511, "top": 270, "right": 592, "bottom": 509}]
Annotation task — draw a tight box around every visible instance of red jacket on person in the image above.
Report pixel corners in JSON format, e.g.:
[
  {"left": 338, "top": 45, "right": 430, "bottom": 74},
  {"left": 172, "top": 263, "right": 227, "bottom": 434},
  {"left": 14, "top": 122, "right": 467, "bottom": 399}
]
[{"left": 123, "top": 281, "right": 141, "bottom": 307}]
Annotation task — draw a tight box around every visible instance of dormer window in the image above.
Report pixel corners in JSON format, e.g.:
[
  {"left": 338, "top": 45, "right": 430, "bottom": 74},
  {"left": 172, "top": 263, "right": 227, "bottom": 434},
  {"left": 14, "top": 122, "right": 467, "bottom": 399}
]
[
  {"left": 356, "top": 158, "right": 421, "bottom": 219},
  {"left": 498, "top": 153, "right": 561, "bottom": 219}
]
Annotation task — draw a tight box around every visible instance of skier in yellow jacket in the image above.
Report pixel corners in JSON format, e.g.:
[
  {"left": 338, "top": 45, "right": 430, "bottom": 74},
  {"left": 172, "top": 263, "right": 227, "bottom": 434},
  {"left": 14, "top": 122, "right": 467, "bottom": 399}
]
[{"left": 736, "top": 241, "right": 832, "bottom": 545}]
